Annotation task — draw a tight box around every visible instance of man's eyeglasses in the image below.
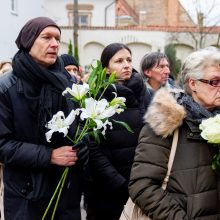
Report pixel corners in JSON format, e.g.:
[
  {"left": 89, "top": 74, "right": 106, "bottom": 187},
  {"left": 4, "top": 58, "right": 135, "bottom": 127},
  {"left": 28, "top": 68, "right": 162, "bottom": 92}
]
[{"left": 197, "top": 79, "right": 220, "bottom": 87}]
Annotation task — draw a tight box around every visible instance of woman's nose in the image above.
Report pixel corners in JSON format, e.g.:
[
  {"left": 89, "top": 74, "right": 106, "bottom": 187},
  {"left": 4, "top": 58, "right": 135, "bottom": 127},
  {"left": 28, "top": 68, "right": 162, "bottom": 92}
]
[{"left": 124, "top": 60, "right": 131, "bottom": 68}]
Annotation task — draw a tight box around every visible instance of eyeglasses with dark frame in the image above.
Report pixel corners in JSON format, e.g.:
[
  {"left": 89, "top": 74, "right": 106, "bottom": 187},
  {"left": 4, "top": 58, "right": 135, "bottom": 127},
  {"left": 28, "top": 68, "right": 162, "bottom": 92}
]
[{"left": 197, "top": 79, "right": 220, "bottom": 87}]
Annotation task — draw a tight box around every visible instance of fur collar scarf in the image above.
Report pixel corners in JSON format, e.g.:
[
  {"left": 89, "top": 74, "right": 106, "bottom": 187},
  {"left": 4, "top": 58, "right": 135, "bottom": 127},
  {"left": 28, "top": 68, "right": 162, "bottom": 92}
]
[{"left": 144, "top": 88, "right": 186, "bottom": 138}]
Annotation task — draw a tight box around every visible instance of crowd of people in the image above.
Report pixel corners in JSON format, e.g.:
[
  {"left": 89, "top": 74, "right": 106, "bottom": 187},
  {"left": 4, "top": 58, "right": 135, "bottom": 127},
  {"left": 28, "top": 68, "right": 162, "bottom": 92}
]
[{"left": 0, "top": 16, "right": 220, "bottom": 220}]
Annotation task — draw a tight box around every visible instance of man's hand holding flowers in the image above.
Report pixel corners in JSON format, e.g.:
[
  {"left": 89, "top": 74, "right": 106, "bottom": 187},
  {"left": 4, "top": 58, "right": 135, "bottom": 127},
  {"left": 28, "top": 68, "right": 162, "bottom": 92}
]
[
  {"left": 42, "top": 62, "right": 130, "bottom": 220},
  {"left": 51, "top": 145, "right": 78, "bottom": 167}
]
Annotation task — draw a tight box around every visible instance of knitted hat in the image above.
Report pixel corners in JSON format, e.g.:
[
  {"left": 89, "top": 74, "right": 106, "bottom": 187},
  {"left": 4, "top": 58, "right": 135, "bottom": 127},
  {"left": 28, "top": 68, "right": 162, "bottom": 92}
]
[
  {"left": 60, "top": 54, "right": 79, "bottom": 69},
  {"left": 15, "top": 17, "right": 61, "bottom": 51}
]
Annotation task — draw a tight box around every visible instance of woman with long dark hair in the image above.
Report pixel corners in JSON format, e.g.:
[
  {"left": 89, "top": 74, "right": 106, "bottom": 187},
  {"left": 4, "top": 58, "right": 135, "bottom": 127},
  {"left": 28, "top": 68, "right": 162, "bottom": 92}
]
[{"left": 85, "top": 43, "right": 150, "bottom": 220}]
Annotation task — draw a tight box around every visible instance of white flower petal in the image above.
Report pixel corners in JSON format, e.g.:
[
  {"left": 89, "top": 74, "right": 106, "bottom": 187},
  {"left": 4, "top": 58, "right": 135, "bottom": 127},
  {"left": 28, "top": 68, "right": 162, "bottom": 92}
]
[
  {"left": 64, "top": 110, "right": 76, "bottom": 125},
  {"left": 45, "top": 130, "right": 53, "bottom": 142},
  {"left": 98, "top": 106, "right": 116, "bottom": 119},
  {"left": 94, "top": 119, "right": 104, "bottom": 130},
  {"left": 59, "top": 127, "right": 69, "bottom": 137},
  {"left": 101, "top": 120, "right": 113, "bottom": 135},
  {"left": 96, "top": 99, "right": 109, "bottom": 113},
  {"left": 200, "top": 114, "right": 220, "bottom": 144},
  {"left": 45, "top": 111, "right": 74, "bottom": 142},
  {"left": 62, "top": 83, "right": 89, "bottom": 100}
]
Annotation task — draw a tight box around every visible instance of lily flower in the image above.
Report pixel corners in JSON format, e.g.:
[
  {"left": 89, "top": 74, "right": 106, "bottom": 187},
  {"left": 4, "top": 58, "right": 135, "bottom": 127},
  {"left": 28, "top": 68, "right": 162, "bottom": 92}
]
[
  {"left": 100, "top": 120, "right": 113, "bottom": 135},
  {"left": 42, "top": 62, "right": 131, "bottom": 220},
  {"left": 80, "top": 97, "right": 116, "bottom": 130},
  {"left": 110, "top": 92, "right": 126, "bottom": 108},
  {"left": 45, "top": 110, "right": 76, "bottom": 142},
  {"left": 109, "top": 92, "right": 126, "bottom": 114},
  {"left": 62, "top": 83, "right": 89, "bottom": 101}
]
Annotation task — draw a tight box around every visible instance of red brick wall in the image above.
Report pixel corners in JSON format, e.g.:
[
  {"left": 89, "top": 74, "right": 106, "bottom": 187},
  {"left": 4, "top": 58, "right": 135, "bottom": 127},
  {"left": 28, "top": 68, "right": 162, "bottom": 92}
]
[{"left": 124, "top": 0, "right": 194, "bottom": 26}]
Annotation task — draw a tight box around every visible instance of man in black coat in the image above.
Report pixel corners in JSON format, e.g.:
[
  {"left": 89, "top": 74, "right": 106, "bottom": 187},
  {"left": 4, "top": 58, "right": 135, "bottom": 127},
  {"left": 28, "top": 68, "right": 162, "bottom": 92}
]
[{"left": 0, "top": 17, "right": 86, "bottom": 220}]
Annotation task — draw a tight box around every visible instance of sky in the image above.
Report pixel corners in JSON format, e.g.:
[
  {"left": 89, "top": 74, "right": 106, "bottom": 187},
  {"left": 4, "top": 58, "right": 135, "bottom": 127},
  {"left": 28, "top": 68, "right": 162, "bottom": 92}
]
[{"left": 179, "top": 0, "right": 220, "bottom": 26}]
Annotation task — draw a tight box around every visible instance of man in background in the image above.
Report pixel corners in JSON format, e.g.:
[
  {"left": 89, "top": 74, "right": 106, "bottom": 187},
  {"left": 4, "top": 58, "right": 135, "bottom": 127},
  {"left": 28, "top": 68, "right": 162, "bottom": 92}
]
[
  {"left": 61, "top": 54, "right": 82, "bottom": 83},
  {"left": 140, "top": 52, "right": 172, "bottom": 91}
]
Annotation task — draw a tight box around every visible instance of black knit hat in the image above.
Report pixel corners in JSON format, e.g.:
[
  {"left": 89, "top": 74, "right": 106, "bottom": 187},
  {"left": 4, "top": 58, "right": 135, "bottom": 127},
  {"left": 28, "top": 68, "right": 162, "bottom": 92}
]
[
  {"left": 60, "top": 54, "right": 79, "bottom": 69},
  {"left": 15, "top": 17, "right": 61, "bottom": 51}
]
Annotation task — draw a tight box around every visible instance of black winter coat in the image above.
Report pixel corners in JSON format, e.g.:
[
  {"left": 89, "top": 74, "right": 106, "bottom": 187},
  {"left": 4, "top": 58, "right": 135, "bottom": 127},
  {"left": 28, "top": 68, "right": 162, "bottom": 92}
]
[
  {"left": 0, "top": 67, "right": 82, "bottom": 219},
  {"left": 85, "top": 72, "right": 150, "bottom": 220},
  {"left": 129, "top": 88, "right": 220, "bottom": 220}
]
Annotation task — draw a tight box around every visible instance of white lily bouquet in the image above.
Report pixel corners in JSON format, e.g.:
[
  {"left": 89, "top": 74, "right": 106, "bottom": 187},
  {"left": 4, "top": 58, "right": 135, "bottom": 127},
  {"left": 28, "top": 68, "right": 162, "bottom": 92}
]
[
  {"left": 42, "top": 61, "right": 132, "bottom": 220},
  {"left": 199, "top": 114, "right": 220, "bottom": 175}
]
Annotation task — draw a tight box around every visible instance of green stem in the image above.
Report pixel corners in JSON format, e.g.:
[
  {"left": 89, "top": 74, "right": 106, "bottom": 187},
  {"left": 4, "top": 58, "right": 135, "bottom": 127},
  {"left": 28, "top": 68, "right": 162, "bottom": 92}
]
[
  {"left": 75, "top": 119, "right": 89, "bottom": 143},
  {"left": 51, "top": 167, "right": 69, "bottom": 220},
  {"left": 66, "top": 135, "right": 75, "bottom": 144},
  {"left": 97, "top": 84, "right": 109, "bottom": 101},
  {"left": 74, "top": 124, "right": 81, "bottom": 141},
  {"left": 41, "top": 167, "right": 68, "bottom": 220}
]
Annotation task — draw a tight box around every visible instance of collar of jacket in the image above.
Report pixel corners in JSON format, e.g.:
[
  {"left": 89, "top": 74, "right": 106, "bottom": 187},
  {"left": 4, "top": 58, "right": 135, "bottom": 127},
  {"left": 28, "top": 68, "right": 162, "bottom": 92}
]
[{"left": 143, "top": 88, "right": 186, "bottom": 138}]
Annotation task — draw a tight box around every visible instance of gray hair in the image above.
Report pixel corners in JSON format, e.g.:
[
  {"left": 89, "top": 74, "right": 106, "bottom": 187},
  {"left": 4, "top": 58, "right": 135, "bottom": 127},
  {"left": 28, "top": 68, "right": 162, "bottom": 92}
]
[{"left": 181, "top": 46, "right": 220, "bottom": 94}]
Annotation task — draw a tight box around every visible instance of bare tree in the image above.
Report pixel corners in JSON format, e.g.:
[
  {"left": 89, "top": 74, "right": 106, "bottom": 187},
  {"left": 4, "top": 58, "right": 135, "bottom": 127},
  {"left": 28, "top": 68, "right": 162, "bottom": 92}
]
[{"left": 185, "top": 0, "right": 220, "bottom": 49}]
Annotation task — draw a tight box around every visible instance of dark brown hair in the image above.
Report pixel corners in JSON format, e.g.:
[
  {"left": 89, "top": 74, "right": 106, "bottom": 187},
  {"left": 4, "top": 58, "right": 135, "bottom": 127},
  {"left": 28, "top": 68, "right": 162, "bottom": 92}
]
[{"left": 100, "top": 43, "right": 132, "bottom": 68}]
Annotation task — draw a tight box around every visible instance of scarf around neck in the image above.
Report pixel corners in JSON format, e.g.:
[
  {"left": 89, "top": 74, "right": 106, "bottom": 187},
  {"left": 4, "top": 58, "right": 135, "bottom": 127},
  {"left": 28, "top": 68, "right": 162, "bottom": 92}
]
[
  {"left": 104, "top": 72, "right": 145, "bottom": 107},
  {"left": 177, "top": 92, "right": 220, "bottom": 125},
  {"left": 12, "top": 50, "right": 71, "bottom": 90},
  {"left": 12, "top": 50, "right": 73, "bottom": 139}
]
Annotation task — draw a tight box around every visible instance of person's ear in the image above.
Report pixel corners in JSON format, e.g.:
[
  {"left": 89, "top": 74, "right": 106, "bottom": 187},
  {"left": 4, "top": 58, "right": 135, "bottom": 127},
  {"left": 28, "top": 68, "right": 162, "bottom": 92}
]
[
  {"left": 106, "top": 67, "right": 111, "bottom": 75},
  {"left": 144, "top": 69, "right": 151, "bottom": 78},
  {"left": 188, "top": 78, "right": 196, "bottom": 92}
]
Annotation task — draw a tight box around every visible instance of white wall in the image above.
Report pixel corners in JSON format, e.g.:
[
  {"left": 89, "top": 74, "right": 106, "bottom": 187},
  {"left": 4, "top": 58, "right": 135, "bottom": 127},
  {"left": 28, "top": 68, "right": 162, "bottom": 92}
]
[
  {"left": 60, "top": 27, "right": 220, "bottom": 71},
  {"left": 43, "top": 0, "right": 220, "bottom": 72},
  {"left": 0, "top": 0, "right": 43, "bottom": 60},
  {"left": 43, "top": 0, "right": 69, "bottom": 25},
  {"left": 61, "top": 28, "right": 171, "bottom": 70},
  {"left": 91, "top": 0, "right": 115, "bottom": 26}
]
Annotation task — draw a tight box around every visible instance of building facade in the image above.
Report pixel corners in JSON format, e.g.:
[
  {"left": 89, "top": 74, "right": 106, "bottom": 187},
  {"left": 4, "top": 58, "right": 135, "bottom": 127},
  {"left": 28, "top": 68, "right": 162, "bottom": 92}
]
[
  {"left": 2, "top": 0, "right": 219, "bottom": 71},
  {"left": 0, "top": 0, "right": 43, "bottom": 60},
  {"left": 44, "top": 0, "right": 219, "bottom": 70}
]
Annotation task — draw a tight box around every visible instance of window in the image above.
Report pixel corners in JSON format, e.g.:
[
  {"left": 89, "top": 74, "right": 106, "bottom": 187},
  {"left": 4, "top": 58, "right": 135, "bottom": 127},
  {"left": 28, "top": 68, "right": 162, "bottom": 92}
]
[
  {"left": 79, "top": 15, "right": 89, "bottom": 26},
  {"left": 66, "top": 4, "right": 93, "bottom": 27},
  {"left": 68, "top": 12, "right": 91, "bottom": 27}
]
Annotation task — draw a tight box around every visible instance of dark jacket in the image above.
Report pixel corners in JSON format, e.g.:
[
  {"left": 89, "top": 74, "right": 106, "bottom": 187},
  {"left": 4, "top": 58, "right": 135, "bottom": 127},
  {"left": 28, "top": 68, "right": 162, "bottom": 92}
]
[
  {"left": 129, "top": 88, "right": 220, "bottom": 220},
  {"left": 0, "top": 71, "right": 82, "bottom": 220},
  {"left": 86, "top": 72, "right": 150, "bottom": 220}
]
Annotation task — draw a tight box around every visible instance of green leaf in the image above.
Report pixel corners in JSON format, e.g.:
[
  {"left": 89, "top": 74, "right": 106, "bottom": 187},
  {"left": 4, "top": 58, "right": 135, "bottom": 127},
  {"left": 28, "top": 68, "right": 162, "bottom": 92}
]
[
  {"left": 112, "top": 119, "right": 134, "bottom": 133},
  {"left": 92, "top": 130, "right": 101, "bottom": 145},
  {"left": 100, "top": 68, "right": 107, "bottom": 84},
  {"left": 88, "top": 64, "right": 98, "bottom": 85},
  {"left": 108, "top": 72, "right": 116, "bottom": 83}
]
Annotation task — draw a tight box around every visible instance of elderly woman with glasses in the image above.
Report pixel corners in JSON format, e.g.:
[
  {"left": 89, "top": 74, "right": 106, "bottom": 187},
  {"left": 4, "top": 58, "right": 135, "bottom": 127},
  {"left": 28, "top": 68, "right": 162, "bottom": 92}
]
[{"left": 128, "top": 47, "right": 220, "bottom": 220}]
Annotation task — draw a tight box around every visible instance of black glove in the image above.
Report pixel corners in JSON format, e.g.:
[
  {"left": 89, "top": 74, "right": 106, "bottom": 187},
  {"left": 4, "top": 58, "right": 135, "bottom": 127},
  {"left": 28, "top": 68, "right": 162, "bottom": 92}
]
[{"left": 72, "top": 139, "right": 89, "bottom": 168}]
